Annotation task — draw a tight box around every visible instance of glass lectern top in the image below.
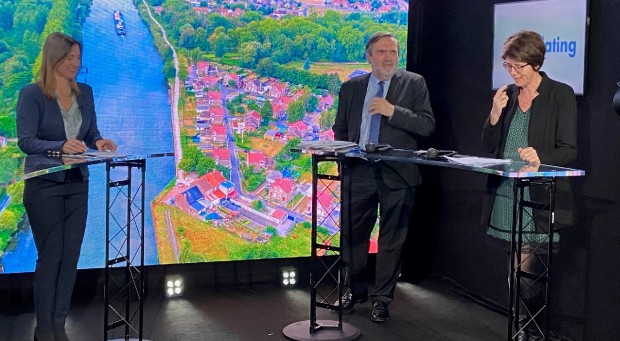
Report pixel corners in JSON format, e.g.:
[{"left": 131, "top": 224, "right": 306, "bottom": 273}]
[
  {"left": 1, "top": 151, "right": 174, "bottom": 185},
  {"left": 294, "top": 145, "right": 585, "bottom": 179},
  {"left": 347, "top": 149, "right": 584, "bottom": 178}
]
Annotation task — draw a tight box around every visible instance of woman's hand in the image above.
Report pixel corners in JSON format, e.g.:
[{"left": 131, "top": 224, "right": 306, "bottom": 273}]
[
  {"left": 95, "top": 139, "right": 117, "bottom": 152},
  {"left": 489, "top": 85, "right": 509, "bottom": 126},
  {"left": 62, "top": 139, "right": 87, "bottom": 154},
  {"left": 518, "top": 147, "right": 540, "bottom": 166}
]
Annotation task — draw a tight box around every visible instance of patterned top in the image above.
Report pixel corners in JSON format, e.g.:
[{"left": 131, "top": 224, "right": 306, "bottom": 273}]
[{"left": 487, "top": 107, "right": 553, "bottom": 244}]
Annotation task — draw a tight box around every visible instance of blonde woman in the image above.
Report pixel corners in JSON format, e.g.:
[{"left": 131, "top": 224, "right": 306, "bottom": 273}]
[{"left": 16, "top": 32, "right": 116, "bottom": 341}]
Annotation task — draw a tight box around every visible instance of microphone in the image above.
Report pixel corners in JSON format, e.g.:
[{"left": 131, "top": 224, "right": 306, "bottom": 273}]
[
  {"left": 422, "top": 148, "right": 456, "bottom": 159},
  {"left": 427, "top": 148, "right": 438, "bottom": 159},
  {"left": 365, "top": 143, "right": 392, "bottom": 153}
]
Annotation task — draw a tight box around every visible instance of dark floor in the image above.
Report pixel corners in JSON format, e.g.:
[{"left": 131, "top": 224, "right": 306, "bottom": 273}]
[{"left": 0, "top": 277, "right": 507, "bottom": 341}]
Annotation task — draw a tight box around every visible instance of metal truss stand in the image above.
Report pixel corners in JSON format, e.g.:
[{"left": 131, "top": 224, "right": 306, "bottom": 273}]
[
  {"left": 104, "top": 158, "right": 148, "bottom": 341},
  {"left": 508, "top": 178, "right": 556, "bottom": 340},
  {"left": 283, "top": 154, "right": 360, "bottom": 341}
]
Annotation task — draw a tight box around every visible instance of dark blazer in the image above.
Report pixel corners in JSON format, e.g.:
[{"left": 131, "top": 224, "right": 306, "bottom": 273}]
[
  {"left": 333, "top": 69, "right": 435, "bottom": 188},
  {"left": 16, "top": 82, "right": 103, "bottom": 182},
  {"left": 481, "top": 72, "right": 577, "bottom": 227}
]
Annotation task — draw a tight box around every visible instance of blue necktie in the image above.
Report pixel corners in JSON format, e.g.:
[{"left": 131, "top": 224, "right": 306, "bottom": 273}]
[{"left": 368, "top": 81, "right": 384, "bottom": 144}]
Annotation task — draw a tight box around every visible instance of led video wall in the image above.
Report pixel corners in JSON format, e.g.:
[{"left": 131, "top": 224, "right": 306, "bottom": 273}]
[{"left": 0, "top": 0, "right": 409, "bottom": 273}]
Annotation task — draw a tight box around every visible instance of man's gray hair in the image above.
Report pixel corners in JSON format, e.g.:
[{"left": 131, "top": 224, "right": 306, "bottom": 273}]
[{"left": 365, "top": 32, "right": 399, "bottom": 55}]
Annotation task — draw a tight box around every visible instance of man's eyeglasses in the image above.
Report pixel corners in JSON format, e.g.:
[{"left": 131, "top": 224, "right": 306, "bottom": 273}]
[{"left": 502, "top": 62, "right": 530, "bottom": 73}]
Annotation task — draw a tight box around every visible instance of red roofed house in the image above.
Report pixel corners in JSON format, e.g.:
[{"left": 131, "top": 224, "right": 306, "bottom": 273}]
[
  {"left": 209, "top": 124, "right": 228, "bottom": 144},
  {"left": 192, "top": 7, "right": 209, "bottom": 15},
  {"left": 244, "top": 79, "right": 262, "bottom": 93},
  {"left": 377, "top": 5, "right": 394, "bottom": 13},
  {"left": 247, "top": 151, "right": 267, "bottom": 172},
  {"left": 210, "top": 107, "right": 225, "bottom": 124},
  {"left": 279, "top": 96, "right": 294, "bottom": 107},
  {"left": 201, "top": 170, "right": 227, "bottom": 204},
  {"left": 191, "top": 174, "right": 214, "bottom": 196},
  {"left": 288, "top": 121, "right": 308, "bottom": 138},
  {"left": 269, "top": 177, "right": 295, "bottom": 203},
  {"left": 211, "top": 148, "right": 231, "bottom": 167},
  {"left": 271, "top": 209, "right": 288, "bottom": 227},
  {"left": 268, "top": 82, "right": 287, "bottom": 98},
  {"left": 231, "top": 119, "right": 245, "bottom": 134},
  {"left": 319, "top": 94, "right": 335, "bottom": 110},
  {"left": 206, "top": 91, "right": 222, "bottom": 106},
  {"left": 173, "top": 191, "right": 192, "bottom": 212},
  {"left": 192, "top": 80, "right": 205, "bottom": 92},
  {"left": 271, "top": 103, "right": 285, "bottom": 119},
  {"left": 195, "top": 98, "right": 209, "bottom": 115},
  {"left": 202, "top": 75, "right": 220, "bottom": 88},
  {"left": 196, "top": 61, "right": 210, "bottom": 76},
  {"left": 319, "top": 129, "right": 335, "bottom": 141},
  {"left": 244, "top": 110, "right": 261, "bottom": 130},
  {"left": 223, "top": 73, "right": 240, "bottom": 86},
  {"left": 204, "top": 170, "right": 226, "bottom": 188}
]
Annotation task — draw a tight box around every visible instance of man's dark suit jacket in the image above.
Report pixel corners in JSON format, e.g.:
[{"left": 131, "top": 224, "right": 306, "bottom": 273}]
[
  {"left": 332, "top": 69, "right": 435, "bottom": 188},
  {"left": 16, "top": 82, "right": 103, "bottom": 182}
]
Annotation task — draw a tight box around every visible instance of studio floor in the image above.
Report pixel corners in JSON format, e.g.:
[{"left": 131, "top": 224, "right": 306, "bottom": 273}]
[{"left": 0, "top": 276, "right": 507, "bottom": 341}]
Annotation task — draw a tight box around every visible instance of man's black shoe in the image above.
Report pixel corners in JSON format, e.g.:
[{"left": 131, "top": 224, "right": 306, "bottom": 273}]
[
  {"left": 334, "top": 291, "right": 368, "bottom": 311},
  {"left": 371, "top": 301, "right": 390, "bottom": 322}
]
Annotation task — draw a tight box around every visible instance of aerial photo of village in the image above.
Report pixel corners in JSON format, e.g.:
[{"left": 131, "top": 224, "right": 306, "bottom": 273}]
[{"left": 0, "top": 0, "right": 409, "bottom": 272}]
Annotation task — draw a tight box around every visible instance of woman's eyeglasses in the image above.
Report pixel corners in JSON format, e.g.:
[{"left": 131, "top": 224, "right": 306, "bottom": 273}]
[{"left": 502, "top": 62, "right": 530, "bottom": 73}]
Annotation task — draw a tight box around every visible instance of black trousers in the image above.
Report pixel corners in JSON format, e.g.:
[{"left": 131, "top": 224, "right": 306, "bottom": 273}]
[
  {"left": 341, "top": 160, "right": 416, "bottom": 304},
  {"left": 24, "top": 171, "right": 88, "bottom": 332}
]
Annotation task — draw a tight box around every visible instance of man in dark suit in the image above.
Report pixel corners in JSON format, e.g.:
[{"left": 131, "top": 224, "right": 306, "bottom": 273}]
[{"left": 332, "top": 32, "right": 435, "bottom": 322}]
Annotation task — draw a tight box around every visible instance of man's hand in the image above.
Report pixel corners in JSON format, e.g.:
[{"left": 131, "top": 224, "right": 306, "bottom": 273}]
[
  {"left": 95, "top": 139, "right": 118, "bottom": 152},
  {"left": 368, "top": 97, "right": 395, "bottom": 118}
]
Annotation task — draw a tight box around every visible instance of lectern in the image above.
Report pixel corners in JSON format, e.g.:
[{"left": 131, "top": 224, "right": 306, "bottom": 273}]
[
  {"left": 9, "top": 151, "right": 173, "bottom": 341},
  {"left": 286, "top": 145, "right": 584, "bottom": 341}
]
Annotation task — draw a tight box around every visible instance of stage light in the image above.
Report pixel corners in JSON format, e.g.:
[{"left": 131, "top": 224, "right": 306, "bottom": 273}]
[
  {"left": 165, "top": 275, "right": 184, "bottom": 297},
  {"left": 281, "top": 267, "right": 298, "bottom": 287}
]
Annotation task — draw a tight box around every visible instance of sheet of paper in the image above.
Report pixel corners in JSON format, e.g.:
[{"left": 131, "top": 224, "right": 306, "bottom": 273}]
[
  {"left": 444, "top": 156, "right": 511, "bottom": 167},
  {"left": 298, "top": 141, "right": 358, "bottom": 151},
  {"left": 83, "top": 151, "right": 127, "bottom": 158}
]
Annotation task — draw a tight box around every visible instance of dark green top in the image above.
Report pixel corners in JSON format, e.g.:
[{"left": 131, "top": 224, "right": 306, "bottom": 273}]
[{"left": 488, "top": 107, "right": 554, "bottom": 244}]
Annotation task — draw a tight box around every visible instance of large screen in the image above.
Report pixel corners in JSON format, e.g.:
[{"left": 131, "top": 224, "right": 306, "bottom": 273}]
[
  {"left": 0, "top": 0, "right": 409, "bottom": 273},
  {"left": 493, "top": 0, "right": 588, "bottom": 94}
]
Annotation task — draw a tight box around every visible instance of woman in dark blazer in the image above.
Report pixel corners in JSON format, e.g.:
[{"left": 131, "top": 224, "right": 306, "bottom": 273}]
[
  {"left": 482, "top": 30, "right": 577, "bottom": 339},
  {"left": 16, "top": 32, "right": 116, "bottom": 341}
]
